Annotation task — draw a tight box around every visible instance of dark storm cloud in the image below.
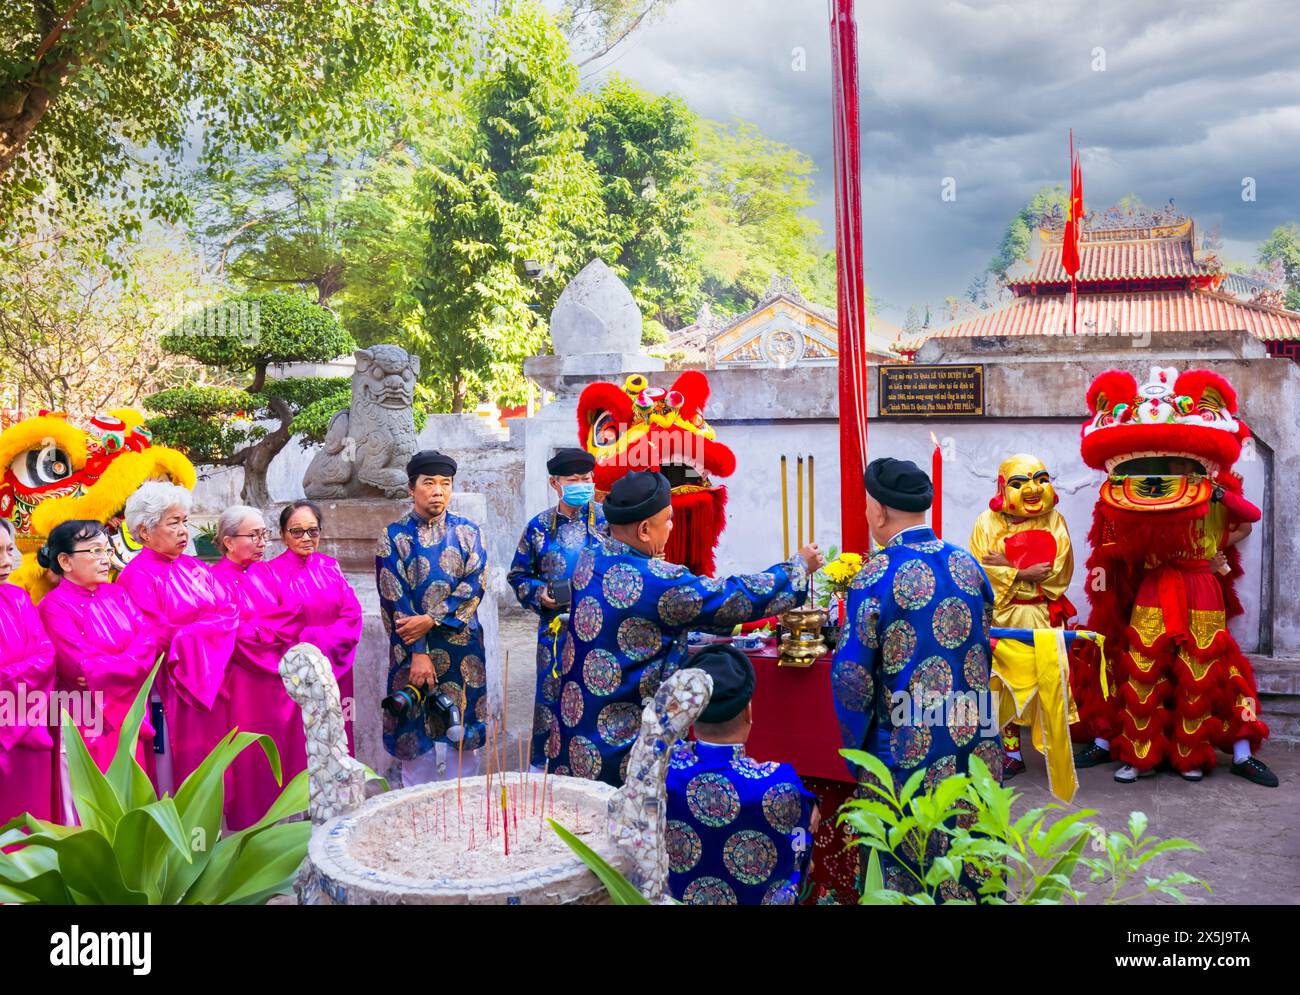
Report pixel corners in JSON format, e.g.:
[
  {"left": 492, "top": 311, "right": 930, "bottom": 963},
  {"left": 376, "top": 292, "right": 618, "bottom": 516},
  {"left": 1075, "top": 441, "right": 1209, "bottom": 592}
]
[{"left": 579, "top": 0, "right": 1300, "bottom": 322}]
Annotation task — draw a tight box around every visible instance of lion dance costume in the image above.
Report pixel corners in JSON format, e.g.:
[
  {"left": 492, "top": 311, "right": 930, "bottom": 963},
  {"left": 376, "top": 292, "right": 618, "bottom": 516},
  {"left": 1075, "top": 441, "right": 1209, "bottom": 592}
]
[
  {"left": 0, "top": 408, "right": 195, "bottom": 601},
  {"left": 1073, "top": 366, "right": 1272, "bottom": 782},
  {"left": 576, "top": 371, "right": 735, "bottom": 576}
]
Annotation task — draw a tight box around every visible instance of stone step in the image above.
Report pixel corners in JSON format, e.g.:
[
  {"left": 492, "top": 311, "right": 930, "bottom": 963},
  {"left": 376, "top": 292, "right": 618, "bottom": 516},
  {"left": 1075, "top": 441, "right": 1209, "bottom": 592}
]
[
  {"left": 1252, "top": 656, "right": 1300, "bottom": 696},
  {"left": 1250, "top": 657, "right": 1300, "bottom": 746}
]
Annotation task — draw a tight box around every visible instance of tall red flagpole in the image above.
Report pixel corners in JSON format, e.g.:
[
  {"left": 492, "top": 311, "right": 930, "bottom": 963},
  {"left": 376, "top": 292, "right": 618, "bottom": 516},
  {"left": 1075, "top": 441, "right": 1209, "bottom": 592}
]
[{"left": 830, "top": 0, "right": 870, "bottom": 554}]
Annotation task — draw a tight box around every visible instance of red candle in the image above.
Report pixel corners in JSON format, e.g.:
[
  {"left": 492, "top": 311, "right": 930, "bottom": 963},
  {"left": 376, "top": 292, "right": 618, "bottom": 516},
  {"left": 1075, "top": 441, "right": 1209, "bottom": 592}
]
[{"left": 929, "top": 432, "right": 943, "bottom": 539}]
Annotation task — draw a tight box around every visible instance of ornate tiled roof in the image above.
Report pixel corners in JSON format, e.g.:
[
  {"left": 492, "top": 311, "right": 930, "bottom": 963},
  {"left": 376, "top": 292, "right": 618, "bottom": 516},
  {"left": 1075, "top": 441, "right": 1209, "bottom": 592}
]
[
  {"left": 900, "top": 289, "right": 1300, "bottom": 348},
  {"left": 897, "top": 201, "right": 1300, "bottom": 354},
  {"left": 1007, "top": 214, "right": 1220, "bottom": 287},
  {"left": 1010, "top": 225, "right": 1219, "bottom": 286}
]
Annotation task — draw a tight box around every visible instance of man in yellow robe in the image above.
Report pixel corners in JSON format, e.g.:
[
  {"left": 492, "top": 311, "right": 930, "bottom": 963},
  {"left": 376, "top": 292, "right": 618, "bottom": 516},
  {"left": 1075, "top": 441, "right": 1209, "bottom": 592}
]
[{"left": 969, "top": 454, "right": 1078, "bottom": 781}]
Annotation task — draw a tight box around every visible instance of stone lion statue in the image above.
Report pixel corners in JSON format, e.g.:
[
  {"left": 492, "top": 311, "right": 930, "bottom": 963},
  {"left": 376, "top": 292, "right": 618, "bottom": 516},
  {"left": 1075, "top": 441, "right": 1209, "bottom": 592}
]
[{"left": 303, "top": 346, "right": 420, "bottom": 500}]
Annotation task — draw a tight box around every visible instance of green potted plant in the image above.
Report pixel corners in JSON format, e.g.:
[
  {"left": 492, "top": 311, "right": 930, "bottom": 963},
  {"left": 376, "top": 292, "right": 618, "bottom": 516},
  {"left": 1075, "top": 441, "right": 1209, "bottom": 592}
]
[
  {"left": 0, "top": 663, "right": 311, "bottom": 904},
  {"left": 550, "top": 751, "right": 1210, "bottom": 906},
  {"left": 194, "top": 521, "right": 222, "bottom": 563},
  {"left": 838, "top": 750, "right": 1210, "bottom": 905}
]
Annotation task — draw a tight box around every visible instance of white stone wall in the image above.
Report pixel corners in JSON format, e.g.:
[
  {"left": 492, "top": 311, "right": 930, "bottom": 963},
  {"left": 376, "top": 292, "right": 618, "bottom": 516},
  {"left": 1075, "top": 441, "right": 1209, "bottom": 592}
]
[{"left": 709, "top": 415, "right": 1267, "bottom": 654}]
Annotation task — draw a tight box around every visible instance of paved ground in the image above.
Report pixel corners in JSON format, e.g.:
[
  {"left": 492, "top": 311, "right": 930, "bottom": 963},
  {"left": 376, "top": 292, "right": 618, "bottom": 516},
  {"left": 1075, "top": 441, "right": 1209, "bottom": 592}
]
[
  {"left": 498, "top": 608, "right": 1300, "bottom": 904},
  {"left": 1005, "top": 741, "right": 1300, "bottom": 904}
]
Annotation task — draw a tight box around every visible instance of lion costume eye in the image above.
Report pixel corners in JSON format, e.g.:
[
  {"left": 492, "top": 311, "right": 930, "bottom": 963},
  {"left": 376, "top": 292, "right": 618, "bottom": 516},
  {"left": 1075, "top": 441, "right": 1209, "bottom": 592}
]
[
  {"left": 592, "top": 411, "right": 621, "bottom": 447},
  {"left": 12, "top": 442, "right": 72, "bottom": 489}
]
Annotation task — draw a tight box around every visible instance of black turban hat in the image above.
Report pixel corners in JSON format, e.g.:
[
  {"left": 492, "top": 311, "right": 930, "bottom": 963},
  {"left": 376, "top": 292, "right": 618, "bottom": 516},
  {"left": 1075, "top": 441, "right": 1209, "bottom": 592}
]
[
  {"left": 406, "top": 450, "right": 457, "bottom": 481},
  {"left": 691, "top": 646, "right": 756, "bottom": 724},
  {"left": 546, "top": 447, "right": 596, "bottom": 476},
  {"left": 603, "top": 470, "right": 671, "bottom": 525},
  {"left": 864, "top": 457, "right": 932, "bottom": 512}
]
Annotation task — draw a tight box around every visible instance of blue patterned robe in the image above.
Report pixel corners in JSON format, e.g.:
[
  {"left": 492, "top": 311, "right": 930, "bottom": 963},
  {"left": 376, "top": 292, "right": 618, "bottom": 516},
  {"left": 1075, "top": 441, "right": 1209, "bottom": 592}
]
[
  {"left": 377, "top": 510, "right": 490, "bottom": 758},
  {"left": 666, "top": 741, "right": 816, "bottom": 905},
  {"left": 507, "top": 502, "right": 609, "bottom": 767},
  {"left": 832, "top": 525, "right": 998, "bottom": 901},
  {"left": 554, "top": 537, "right": 809, "bottom": 785}
]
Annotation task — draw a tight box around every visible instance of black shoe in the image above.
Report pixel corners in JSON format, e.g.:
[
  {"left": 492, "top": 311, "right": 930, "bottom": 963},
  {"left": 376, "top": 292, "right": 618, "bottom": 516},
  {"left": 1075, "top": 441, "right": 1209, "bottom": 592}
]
[
  {"left": 1230, "top": 756, "right": 1279, "bottom": 787},
  {"left": 1002, "top": 755, "right": 1025, "bottom": 779},
  {"left": 1074, "top": 743, "right": 1111, "bottom": 769}
]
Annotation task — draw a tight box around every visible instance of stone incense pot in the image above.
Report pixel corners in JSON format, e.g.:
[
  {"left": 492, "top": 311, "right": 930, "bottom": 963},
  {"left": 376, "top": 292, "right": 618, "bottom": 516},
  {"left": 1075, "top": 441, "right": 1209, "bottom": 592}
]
[{"left": 281, "top": 643, "right": 712, "bottom": 905}]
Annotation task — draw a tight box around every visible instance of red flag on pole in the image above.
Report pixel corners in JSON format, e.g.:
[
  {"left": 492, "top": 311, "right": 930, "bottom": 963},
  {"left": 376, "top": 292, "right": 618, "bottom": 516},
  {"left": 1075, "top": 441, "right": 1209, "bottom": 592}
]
[
  {"left": 1061, "top": 131, "right": 1083, "bottom": 333},
  {"left": 830, "top": 0, "right": 869, "bottom": 554}
]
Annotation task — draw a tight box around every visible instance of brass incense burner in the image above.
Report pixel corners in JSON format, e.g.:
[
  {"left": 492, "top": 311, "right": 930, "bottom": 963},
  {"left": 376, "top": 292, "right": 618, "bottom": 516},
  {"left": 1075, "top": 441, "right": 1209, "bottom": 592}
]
[{"left": 778, "top": 606, "right": 828, "bottom": 667}]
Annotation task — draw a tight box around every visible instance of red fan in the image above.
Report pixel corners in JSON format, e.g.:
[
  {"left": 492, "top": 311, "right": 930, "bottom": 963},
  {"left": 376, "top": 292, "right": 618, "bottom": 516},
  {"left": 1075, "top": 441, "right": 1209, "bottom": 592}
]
[{"left": 1003, "top": 529, "right": 1057, "bottom": 569}]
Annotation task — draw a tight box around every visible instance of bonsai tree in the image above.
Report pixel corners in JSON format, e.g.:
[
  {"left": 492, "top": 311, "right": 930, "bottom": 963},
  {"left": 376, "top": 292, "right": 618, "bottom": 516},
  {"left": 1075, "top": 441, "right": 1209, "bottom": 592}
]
[{"left": 145, "top": 290, "right": 355, "bottom": 506}]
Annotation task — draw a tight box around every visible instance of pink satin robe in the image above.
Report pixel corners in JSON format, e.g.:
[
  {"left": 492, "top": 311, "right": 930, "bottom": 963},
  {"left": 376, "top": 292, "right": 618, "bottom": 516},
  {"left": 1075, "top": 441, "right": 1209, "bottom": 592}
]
[
  {"left": 118, "top": 547, "right": 240, "bottom": 788},
  {"left": 268, "top": 550, "right": 362, "bottom": 752},
  {"left": 211, "top": 557, "right": 305, "bottom": 830},
  {"left": 36, "top": 579, "right": 158, "bottom": 778},
  {"left": 0, "top": 584, "right": 59, "bottom": 824}
]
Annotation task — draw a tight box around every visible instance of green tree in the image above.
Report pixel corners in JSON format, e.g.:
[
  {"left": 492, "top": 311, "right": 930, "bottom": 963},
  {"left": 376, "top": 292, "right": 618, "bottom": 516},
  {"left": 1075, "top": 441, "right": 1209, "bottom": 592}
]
[
  {"left": 333, "top": 143, "right": 428, "bottom": 348},
  {"left": 194, "top": 144, "right": 361, "bottom": 306},
  {"left": 556, "top": 0, "right": 678, "bottom": 66},
  {"left": 0, "top": 201, "right": 213, "bottom": 415},
  {"left": 1258, "top": 223, "right": 1300, "bottom": 310},
  {"left": 694, "top": 119, "right": 825, "bottom": 315},
  {"left": 409, "top": 0, "right": 602, "bottom": 413},
  {"left": 0, "top": 0, "right": 471, "bottom": 241},
  {"left": 988, "top": 184, "right": 1066, "bottom": 278},
  {"left": 581, "top": 75, "right": 700, "bottom": 329},
  {"left": 144, "top": 291, "right": 354, "bottom": 506}
]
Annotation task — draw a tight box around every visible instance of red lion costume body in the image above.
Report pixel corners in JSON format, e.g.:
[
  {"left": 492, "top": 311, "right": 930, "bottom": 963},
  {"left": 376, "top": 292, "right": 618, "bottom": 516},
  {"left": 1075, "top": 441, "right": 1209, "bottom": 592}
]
[
  {"left": 577, "top": 371, "right": 735, "bottom": 576},
  {"left": 1072, "top": 366, "right": 1268, "bottom": 774}
]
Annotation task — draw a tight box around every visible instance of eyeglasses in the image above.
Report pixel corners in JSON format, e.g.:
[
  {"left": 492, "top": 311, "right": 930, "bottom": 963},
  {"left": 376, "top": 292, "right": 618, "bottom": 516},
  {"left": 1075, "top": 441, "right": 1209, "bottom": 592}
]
[
  {"left": 70, "top": 547, "right": 112, "bottom": 560},
  {"left": 233, "top": 530, "right": 273, "bottom": 543},
  {"left": 287, "top": 527, "right": 321, "bottom": 539}
]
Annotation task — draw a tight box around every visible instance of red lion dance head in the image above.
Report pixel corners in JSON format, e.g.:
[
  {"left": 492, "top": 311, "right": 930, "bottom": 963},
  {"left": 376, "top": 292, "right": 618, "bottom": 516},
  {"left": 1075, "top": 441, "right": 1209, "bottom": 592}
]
[
  {"left": 577, "top": 371, "right": 735, "bottom": 576},
  {"left": 1081, "top": 366, "right": 1253, "bottom": 522}
]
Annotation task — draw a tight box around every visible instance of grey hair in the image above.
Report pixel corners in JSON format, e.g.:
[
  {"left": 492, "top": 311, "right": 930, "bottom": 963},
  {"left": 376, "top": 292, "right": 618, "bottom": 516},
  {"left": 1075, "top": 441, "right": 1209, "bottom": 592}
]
[
  {"left": 217, "top": 505, "right": 267, "bottom": 550},
  {"left": 0, "top": 517, "right": 18, "bottom": 568},
  {"left": 125, "top": 482, "right": 193, "bottom": 534}
]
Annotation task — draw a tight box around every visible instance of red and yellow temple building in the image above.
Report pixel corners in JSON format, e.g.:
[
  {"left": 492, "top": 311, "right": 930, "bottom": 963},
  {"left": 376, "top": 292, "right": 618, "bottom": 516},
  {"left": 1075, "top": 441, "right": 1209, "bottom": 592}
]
[{"left": 900, "top": 204, "right": 1300, "bottom": 360}]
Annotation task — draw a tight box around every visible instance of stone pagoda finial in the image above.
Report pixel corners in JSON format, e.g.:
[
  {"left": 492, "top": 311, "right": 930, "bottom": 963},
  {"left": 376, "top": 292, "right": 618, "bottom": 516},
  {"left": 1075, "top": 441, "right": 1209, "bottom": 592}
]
[{"left": 549, "top": 259, "right": 643, "bottom": 356}]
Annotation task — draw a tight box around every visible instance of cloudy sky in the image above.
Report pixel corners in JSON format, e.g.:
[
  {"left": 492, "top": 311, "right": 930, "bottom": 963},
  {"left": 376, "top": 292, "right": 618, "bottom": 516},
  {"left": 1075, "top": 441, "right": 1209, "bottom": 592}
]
[{"left": 573, "top": 0, "right": 1300, "bottom": 324}]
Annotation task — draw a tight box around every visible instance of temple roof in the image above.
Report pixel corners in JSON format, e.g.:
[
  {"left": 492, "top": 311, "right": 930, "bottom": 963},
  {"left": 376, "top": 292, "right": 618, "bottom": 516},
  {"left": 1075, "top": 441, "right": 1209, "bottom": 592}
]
[
  {"left": 1008, "top": 219, "right": 1221, "bottom": 288},
  {"left": 663, "top": 274, "right": 897, "bottom": 366},
  {"left": 901, "top": 288, "right": 1300, "bottom": 346},
  {"left": 898, "top": 201, "right": 1300, "bottom": 353}
]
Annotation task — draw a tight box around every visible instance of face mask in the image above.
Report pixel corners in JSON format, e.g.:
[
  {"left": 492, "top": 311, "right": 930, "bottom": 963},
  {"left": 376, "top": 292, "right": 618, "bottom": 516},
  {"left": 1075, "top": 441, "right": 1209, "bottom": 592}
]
[{"left": 562, "top": 482, "right": 595, "bottom": 507}]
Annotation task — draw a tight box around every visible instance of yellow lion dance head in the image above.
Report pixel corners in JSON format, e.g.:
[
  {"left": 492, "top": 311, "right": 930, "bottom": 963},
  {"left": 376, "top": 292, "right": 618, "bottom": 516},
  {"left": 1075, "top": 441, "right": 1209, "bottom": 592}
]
[{"left": 0, "top": 407, "right": 196, "bottom": 601}]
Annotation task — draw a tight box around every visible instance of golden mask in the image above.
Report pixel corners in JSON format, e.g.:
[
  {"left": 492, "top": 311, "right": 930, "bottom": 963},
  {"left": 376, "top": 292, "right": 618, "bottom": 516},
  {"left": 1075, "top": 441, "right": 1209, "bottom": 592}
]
[{"left": 993, "top": 454, "right": 1056, "bottom": 519}]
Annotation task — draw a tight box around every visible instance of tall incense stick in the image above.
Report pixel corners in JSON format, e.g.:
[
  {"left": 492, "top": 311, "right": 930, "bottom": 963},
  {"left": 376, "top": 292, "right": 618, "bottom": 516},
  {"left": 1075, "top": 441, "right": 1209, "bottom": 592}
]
[
  {"left": 808, "top": 453, "right": 815, "bottom": 544},
  {"left": 780, "top": 455, "right": 790, "bottom": 559},
  {"left": 797, "top": 456, "right": 804, "bottom": 549}
]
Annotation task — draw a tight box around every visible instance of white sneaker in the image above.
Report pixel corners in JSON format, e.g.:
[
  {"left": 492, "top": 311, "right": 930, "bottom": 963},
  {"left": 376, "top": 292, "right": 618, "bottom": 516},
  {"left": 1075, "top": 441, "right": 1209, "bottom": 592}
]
[
  {"left": 1114, "top": 764, "right": 1155, "bottom": 783},
  {"left": 1178, "top": 767, "right": 1204, "bottom": 781}
]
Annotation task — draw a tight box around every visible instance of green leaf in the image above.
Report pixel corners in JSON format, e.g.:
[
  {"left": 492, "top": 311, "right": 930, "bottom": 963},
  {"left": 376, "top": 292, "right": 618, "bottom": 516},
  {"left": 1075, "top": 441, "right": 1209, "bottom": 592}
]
[
  {"left": 186, "top": 822, "right": 313, "bottom": 905},
  {"left": 106, "top": 660, "right": 163, "bottom": 811},
  {"left": 1127, "top": 811, "right": 1149, "bottom": 840},
  {"left": 60, "top": 708, "right": 123, "bottom": 837},
  {"left": 111, "top": 797, "right": 192, "bottom": 903},
  {"left": 9, "top": 830, "right": 148, "bottom": 905},
  {"left": 163, "top": 729, "right": 286, "bottom": 903},
  {"left": 1024, "top": 832, "right": 1088, "bottom": 904},
  {"left": 864, "top": 847, "right": 885, "bottom": 895},
  {"left": 550, "top": 819, "right": 650, "bottom": 905}
]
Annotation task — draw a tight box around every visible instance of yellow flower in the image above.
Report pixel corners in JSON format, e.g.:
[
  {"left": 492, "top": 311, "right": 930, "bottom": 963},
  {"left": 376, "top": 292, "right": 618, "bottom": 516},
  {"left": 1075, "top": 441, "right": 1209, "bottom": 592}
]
[{"left": 823, "top": 552, "right": 863, "bottom": 587}]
